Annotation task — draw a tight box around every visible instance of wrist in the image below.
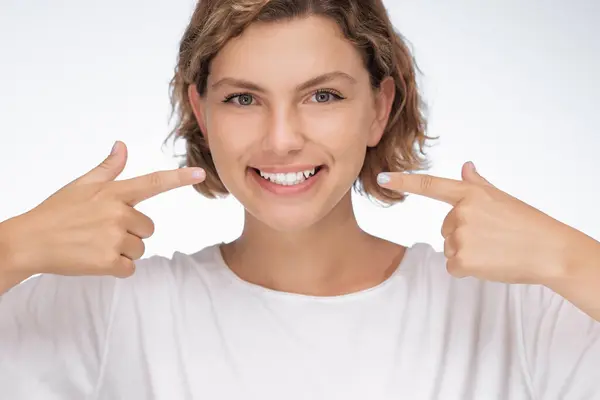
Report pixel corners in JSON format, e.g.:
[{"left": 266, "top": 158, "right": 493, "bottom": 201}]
[
  {"left": 0, "top": 218, "right": 18, "bottom": 272},
  {"left": 543, "top": 229, "right": 600, "bottom": 318},
  {"left": 563, "top": 232, "right": 600, "bottom": 280},
  {"left": 0, "top": 217, "right": 34, "bottom": 294},
  {"left": 540, "top": 226, "right": 595, "bottom": 283}
]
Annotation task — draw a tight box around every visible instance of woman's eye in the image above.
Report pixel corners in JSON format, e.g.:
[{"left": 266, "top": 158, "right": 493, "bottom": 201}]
[
  {"left": 224, "top": 93, "right": 255, "bottom": 106},
  {"left": 224, "top": 91, "right": 343, "bottom": 105},
  {"left": 310, "top": 91, "right": 343, "bottom": 103}
]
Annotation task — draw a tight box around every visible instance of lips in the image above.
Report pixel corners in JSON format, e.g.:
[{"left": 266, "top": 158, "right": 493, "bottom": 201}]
[
  {"left": 253, "top": 166, "right": 323, "bottom": 186},
  {"left": 248, "top": 165, "right": 326, "bottom": 196}
]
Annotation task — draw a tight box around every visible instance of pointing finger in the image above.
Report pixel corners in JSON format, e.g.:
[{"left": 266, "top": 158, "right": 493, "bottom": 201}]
[
  {"left": 111, "top": 167, "right": 206, "bottom": 206},
  {"left": 377, "top": 172, "right": 468, "bottom": 205}
]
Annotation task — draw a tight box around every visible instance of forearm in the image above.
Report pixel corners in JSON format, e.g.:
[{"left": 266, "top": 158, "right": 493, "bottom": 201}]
[
  {"left": 0, "top": 271, "right": 32, "bottom": 296},
  {"left": 545, "top": 232, "right": 600, "bottom": 322},
  {"left": 0, "top": 219, "right": 33, "bottom": 295}
]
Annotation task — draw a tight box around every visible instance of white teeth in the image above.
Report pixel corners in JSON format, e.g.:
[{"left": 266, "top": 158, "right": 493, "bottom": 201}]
[
  {"left": 257, "top": 167, "right": 318, "bottom": 186},
  {"left": 303, "top": 169, "right": 315, "bottom": 178}
]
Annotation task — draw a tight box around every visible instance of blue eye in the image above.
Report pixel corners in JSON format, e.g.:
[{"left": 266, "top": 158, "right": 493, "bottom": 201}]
[
  {"left": 223, "top": 90, "right": 344, "bottom": 105},
  {"left": 310, "top": 90, "right": 344, "bottom": 103}
]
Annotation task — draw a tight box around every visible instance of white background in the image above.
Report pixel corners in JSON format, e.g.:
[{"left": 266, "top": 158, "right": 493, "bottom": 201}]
[{"left": 1, "top": 0, "right": 598, "bottom": 257}]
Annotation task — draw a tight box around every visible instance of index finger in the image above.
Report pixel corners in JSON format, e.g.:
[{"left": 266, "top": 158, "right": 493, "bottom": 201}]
[
  {"left": 111, "top": 167, "right": 206, "bottom": 205},
  {"left": 378, "top": 172, "right": 467, "bottom": 205}
]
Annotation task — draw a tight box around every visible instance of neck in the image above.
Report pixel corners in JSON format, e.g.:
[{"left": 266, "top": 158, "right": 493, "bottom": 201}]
[{"left": 221, "top": 192, "right": 404, "bottom": 296}]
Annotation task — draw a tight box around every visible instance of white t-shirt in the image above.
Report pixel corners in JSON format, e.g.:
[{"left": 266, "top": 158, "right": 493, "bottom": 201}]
[{"left": 1, "top": 242, "right": 599, "bottom": 400}]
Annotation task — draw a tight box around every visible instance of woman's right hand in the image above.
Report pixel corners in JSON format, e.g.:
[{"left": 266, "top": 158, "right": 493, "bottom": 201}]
[{"left": 1, "top": 141, "right": 205, "bottom": 280}]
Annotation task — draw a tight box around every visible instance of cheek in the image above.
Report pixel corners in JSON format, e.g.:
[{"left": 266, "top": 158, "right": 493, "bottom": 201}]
[
  {"left": 303, "top": 106, "right": 372, "bottom": 161},
  {"left": 206, "top": 108, "right": 259, "bottom": 168}
]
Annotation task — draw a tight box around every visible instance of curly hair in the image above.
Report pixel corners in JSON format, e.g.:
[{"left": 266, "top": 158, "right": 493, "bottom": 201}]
[{"left": 166, "top": 0, "right": 433, "bottom": 205}]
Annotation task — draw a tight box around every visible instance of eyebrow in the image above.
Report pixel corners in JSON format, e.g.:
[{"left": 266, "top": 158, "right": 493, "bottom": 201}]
[{"left": 210, "top": 71, "right": 357, "bottom": 93}]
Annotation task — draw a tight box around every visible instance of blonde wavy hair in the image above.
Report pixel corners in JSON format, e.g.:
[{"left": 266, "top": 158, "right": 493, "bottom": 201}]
[{"left": 167, "top": 0, "right": 433, "bottom": 205}]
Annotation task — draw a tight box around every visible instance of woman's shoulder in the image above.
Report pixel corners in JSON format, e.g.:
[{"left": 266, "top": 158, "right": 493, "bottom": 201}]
[
  {"left": 118, "top": 243, "right": 225, "bottom": 290},
  {"left": 2, "top": 243, "right": 224, "bottom": 305},
  {"left": 401, "top": 242, "right": 594, "bottom": 324},
  {"left": 399, "top": 241, "right": 514, "bottom": 308},
  {"left": 399, "top": 241, "right": 447, "bottom": 278}
]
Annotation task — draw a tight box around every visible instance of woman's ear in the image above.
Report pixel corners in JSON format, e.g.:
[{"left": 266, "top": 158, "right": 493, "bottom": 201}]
[
  {"left": 188, "top": 83, "right": 208, "bottom": 139},
  {"left": 367, "top": 77, "right": 396, "bottom": 147}
]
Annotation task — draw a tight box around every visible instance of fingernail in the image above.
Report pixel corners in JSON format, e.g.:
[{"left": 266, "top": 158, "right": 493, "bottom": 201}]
[
  {"left": 192, "top": 168, "right": 205, "bottom": 179},
  {"left": 466, "top": 161, "right": 476, "bottom": 172},
  {"left": 377, "top": 172, "right": 390, "bottom": 185},
  {"left": 111, "top": 141, "right": 118, "bottom": 155}
]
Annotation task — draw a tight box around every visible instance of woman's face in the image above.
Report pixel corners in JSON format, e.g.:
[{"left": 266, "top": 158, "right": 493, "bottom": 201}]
[{"left": 190, "top": 15, "right": 394, "bottom": 232}]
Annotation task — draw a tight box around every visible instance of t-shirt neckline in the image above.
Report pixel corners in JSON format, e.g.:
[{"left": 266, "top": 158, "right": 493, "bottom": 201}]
[{"left": 209, "top": 243, "right": 419, "bottom": 302}]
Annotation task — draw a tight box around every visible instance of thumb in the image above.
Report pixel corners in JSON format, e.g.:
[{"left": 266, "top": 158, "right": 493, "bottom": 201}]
[
  {"left": 75, "top": 141, "right": 128, "bottom": 185},
  {"left": 461, "top": 161, "right": 494, "bottom": 187}
]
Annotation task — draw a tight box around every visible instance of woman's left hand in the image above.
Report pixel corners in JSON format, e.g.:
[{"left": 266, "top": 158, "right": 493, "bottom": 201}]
[{"left": 377, "top": 162, "right": 592, "bottom": 285}]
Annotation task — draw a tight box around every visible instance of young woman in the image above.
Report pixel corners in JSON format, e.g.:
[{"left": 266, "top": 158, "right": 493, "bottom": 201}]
[{"left": 1, "top": 0, "right": 599, "bottom": 399}]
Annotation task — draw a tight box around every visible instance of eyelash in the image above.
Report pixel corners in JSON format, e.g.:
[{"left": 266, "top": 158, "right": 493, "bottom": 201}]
[
  {"left": 222, "top": 89, "right": 345, "bottom": 105},
  {"left": 313, "top": 89, "right": 345, "bottom": 101}
]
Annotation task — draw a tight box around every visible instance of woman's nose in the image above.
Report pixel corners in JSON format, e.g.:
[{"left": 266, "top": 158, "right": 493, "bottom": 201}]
[{"left": 262, "top": 107, "right": 305, "bottom": 156}]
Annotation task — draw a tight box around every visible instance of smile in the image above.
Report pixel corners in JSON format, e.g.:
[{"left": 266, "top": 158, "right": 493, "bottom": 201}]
[
  {"left": 248, "top": 165, "right": 326, "bottom": 195},
  {"left": 256, "top": 167, "right": 322, "bottom": 186}
]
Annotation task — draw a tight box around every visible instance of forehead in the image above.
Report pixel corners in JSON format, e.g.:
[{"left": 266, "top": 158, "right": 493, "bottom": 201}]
[{"left": 208, "top": 15, "right": 368, "bottom": 87}]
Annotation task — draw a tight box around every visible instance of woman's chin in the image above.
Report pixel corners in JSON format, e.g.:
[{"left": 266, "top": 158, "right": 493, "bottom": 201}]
[{"left": 248, "top": 206, "right": 325, "bottom": 234}]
